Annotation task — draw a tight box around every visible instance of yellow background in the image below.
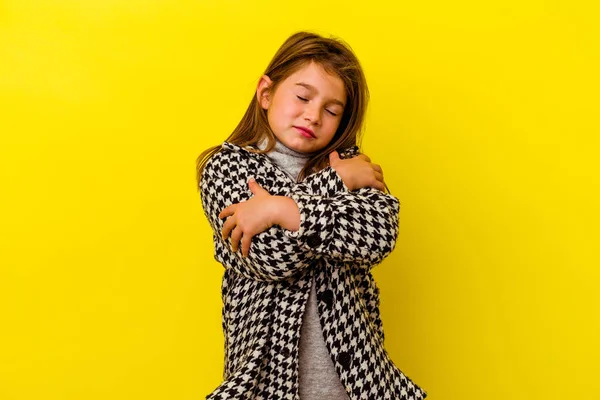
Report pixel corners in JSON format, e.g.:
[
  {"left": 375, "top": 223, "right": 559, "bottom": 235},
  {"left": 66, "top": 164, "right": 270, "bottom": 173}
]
[{"left": 1, "top": 0, "right": 598, "bottom": 399}]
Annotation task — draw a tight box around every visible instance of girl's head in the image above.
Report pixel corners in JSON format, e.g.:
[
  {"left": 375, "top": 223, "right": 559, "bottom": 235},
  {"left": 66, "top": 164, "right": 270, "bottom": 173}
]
[
  {"left": 197, "top": 31, "right": 369, "bottom": 185},
  {"left": 256, "top": 60, "right": 346, "bottom": 155}
]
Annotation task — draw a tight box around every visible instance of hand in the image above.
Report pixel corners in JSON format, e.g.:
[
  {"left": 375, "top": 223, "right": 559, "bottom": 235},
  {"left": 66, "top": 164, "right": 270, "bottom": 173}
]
[
  {"left": 329, "top": 150, "right": 386, "bottom": 192},
  {"left": 218, "top": 178, "right": 276, "bottom": 257}
]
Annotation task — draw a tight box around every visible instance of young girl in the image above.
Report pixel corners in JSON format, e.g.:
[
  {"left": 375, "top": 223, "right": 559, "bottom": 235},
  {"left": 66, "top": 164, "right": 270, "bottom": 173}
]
[{"left": 197, "top": 31, "right": 427, "bottom": 400}]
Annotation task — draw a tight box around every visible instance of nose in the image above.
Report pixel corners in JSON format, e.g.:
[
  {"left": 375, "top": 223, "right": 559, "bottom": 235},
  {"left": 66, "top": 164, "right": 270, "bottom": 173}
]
[{"left": 303, "top": 105, "right": 320, "bottom": 126}]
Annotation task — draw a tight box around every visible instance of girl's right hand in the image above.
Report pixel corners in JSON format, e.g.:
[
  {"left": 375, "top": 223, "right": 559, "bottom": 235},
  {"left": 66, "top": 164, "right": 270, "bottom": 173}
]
[{"left": 329, "top": 150, "right": 386, "bottom": 192}]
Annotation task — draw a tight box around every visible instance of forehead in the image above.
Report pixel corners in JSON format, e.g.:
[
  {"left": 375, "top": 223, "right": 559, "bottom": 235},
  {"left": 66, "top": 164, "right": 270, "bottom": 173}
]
[{"left": 283, "top": 62, "right": 346, "bottom": 103}]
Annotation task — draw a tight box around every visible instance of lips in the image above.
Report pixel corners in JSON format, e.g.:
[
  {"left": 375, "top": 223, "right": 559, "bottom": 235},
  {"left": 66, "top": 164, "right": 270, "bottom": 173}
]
[{"left": 294, "top": 126, "right": 316, "bottom": 138}]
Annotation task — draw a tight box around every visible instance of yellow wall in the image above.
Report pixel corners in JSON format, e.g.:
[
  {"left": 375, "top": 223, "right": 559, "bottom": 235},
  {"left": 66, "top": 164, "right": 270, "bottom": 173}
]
[{"left": 1, "top": 1, "right": 598, "bottom": 399}]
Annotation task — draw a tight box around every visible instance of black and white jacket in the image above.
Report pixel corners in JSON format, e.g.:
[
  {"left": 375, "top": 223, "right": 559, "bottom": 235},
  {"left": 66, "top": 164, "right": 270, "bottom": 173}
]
[{"left": 200, "top": 141, "right": 427, "bottom": 400}]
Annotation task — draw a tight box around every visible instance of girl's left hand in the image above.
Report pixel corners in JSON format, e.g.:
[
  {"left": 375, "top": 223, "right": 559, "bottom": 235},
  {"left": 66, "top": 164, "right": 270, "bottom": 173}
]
[{"left": 218, "top": 178, "right": 277, "bottom": 258}]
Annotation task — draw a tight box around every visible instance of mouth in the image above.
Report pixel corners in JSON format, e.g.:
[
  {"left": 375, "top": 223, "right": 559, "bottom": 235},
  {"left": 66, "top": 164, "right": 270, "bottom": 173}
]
[{"left": 293, "top": 126, "right": 316, "bottom": 138}]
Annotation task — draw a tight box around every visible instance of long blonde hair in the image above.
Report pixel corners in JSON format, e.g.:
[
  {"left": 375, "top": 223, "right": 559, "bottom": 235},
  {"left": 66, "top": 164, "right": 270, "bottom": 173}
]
[{"left": 196, "top": 31, "right": 370, "bottom": 190}]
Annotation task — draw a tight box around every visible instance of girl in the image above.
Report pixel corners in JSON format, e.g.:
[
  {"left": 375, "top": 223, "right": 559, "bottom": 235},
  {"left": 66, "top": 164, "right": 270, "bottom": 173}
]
[{"left": 197, "top": 31, "right": 427, "bottom": 400}]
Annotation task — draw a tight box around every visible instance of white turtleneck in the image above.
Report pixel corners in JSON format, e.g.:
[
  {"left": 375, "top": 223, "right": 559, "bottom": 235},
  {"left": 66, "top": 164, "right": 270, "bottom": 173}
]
[
  {"left": 256, "top": 136, "right": 350, "bottom": 400},
  {"left": 257, "top": 136, "right": 310, "bottom": 182}
]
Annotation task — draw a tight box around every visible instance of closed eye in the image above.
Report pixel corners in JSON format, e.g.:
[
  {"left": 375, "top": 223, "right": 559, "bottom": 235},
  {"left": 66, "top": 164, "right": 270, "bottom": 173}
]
[{"left": 297, "top": 96, "right": 338, "bottom": 116}]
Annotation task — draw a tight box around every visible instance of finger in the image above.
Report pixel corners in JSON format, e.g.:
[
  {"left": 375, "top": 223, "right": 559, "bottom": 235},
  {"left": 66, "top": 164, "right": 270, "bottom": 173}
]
[
  {"left": 249, "top": 178, "right": 269, "bottom": 196},
  {"left": 371, "top": 163, "right": 383, "bottom": 174},
  {"left": 248, "top": 177, "right": 260, "bottom": 192},
  {"left": 241, "top": 234, "right": 252, "bottom": 258},
  {"left": 374, "top": 180, "right": 386, "bottom": 192},
  {"left": 374, "top": 170, "right": 384, "bottom": 183},
  {"left": 329, "top": 150, "right": 339, "bottom": 163},
  {"left": 221, "top": 215, "right": 237, "bottom": 240},
  {"left": 219, "top": 204, "right": 235, "bottom": 219},
  {"left": 248, "top": 178, "right": 257, "bottom": 194},
  {"left": 230, "top": 226, "right": 243, "bottom": 252},
  {"left": 357, "top": 153, "right": 371, "bottom": 162},
  {"left": 366, "top": 176, "right": 385, "bottom": 192}
]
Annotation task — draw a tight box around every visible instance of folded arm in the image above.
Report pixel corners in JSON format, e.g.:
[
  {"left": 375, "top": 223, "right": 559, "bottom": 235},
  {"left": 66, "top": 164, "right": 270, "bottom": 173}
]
[
  {"left": 200, "top": 156, "right": 319, "bottom": 282},
  {"left": 200, "top": 147, "right": 399, "bottom": 281},
  {"left": 281, "top": 166, "right": 400, "bottom": 267}
]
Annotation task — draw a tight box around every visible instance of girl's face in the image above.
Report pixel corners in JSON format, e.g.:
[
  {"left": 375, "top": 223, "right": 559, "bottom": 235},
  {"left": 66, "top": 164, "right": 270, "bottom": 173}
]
[{"left": 257, "top": 61, "right": 346, "bottom": 154}]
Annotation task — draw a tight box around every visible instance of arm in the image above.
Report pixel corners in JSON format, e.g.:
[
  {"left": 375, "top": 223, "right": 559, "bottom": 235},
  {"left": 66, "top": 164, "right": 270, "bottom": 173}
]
[
  {"left": 201, "top": 146, "right": 397, "bottom": 280},
  {"left": 200, "top": 154, "right": 319, "bottom": 282},
  {"left": 280, "top": 165, "right": 400, "bottom": 268}
]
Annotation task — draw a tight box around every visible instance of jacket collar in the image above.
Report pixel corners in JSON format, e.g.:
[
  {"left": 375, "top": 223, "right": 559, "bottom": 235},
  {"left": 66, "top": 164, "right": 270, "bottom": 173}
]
[
  {"left": 219, "top": 140, "right": 360, "bottom": 184},
  {"left": 221, "top": 141, "right": 359, "bottom": 158},
  {"left": 221, "top": 141, "right": 257, "bottom": 153}
]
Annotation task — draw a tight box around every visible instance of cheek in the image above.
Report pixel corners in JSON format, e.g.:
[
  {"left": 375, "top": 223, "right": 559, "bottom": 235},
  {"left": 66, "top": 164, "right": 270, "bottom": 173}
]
[
  {"left": 269, "top": 100, "right": 293, "bottom": 123},
  {"left": 275, "top": 96, "right": 301, "bottom": 113},
  {"left": 286, "top": 102, "right": 304, "bottom": 118},
  {"left": 324, "top": 117, "right": 342, "bottom": 133}
]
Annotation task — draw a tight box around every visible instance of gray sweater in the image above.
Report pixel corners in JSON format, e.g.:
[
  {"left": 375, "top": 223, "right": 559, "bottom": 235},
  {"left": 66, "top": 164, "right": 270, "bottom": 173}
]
[{"left": 258, "top": 137, "right": 350, "bottom": 400}]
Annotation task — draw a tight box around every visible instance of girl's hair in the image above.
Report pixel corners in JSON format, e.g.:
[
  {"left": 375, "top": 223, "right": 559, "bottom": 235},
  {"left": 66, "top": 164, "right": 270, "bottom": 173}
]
[{"left": 196, "top": 30, "right": 371, "bottom": 190}]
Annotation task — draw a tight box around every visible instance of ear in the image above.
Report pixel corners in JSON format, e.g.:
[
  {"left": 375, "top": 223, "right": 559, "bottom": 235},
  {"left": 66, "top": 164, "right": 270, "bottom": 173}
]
[{"left": 256, "top": 74, "right": 273, "bottom": 110}]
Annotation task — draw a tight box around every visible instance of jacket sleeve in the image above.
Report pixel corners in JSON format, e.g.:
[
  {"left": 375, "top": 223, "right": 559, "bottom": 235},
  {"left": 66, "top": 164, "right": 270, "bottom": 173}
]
[
  {"left": 200, "top": 153, "right": 320, "bottom": 282},
  {"left": 282, "top": 165, "right": 400, "bottom": 268}
]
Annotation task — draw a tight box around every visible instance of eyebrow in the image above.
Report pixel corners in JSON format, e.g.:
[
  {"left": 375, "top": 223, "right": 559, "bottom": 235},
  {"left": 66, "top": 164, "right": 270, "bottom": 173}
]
[{"left": 295, "top": 82, "right": 346, "bottom": 108}]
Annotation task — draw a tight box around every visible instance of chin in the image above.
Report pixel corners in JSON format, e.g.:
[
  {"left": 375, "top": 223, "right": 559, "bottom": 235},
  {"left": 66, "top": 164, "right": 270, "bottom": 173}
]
[
  {"left": 283, "top": 137, "right": 308, "bottom": 149},
  {"left": 296, "top": 142, "right": 320, "bottom": 153}
]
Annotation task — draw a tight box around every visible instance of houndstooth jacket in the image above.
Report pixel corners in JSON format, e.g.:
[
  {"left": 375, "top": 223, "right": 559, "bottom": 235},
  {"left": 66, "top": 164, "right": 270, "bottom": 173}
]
[{"left": 199, "top": 141, "right": 427, "bottom": 400}]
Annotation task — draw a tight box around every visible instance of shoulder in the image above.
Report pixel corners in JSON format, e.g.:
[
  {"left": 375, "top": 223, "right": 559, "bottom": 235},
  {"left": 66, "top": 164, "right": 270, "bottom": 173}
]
[{"left": 202, "top": 141, "right": 262, "bottom": 180}]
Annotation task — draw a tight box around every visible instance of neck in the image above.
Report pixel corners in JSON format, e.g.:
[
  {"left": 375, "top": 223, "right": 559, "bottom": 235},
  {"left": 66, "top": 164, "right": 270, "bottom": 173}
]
[
  {"left": 257, "top": 136, "right": 310, "bottom": 158},
  {"left": 257, "top": 136, "right": 310, "bottom": 181}
]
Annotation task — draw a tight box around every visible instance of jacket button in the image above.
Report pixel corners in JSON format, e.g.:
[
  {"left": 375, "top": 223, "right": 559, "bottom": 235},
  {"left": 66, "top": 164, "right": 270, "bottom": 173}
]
[
  {"left": 306, "top": 234, "right": 321, "bottom": 247},
  {"left": 337, "top": 351, "right": 351, "bottom": 368},
  {"left": 319, "top": 290, "right": 334, "bottom": 307}
]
